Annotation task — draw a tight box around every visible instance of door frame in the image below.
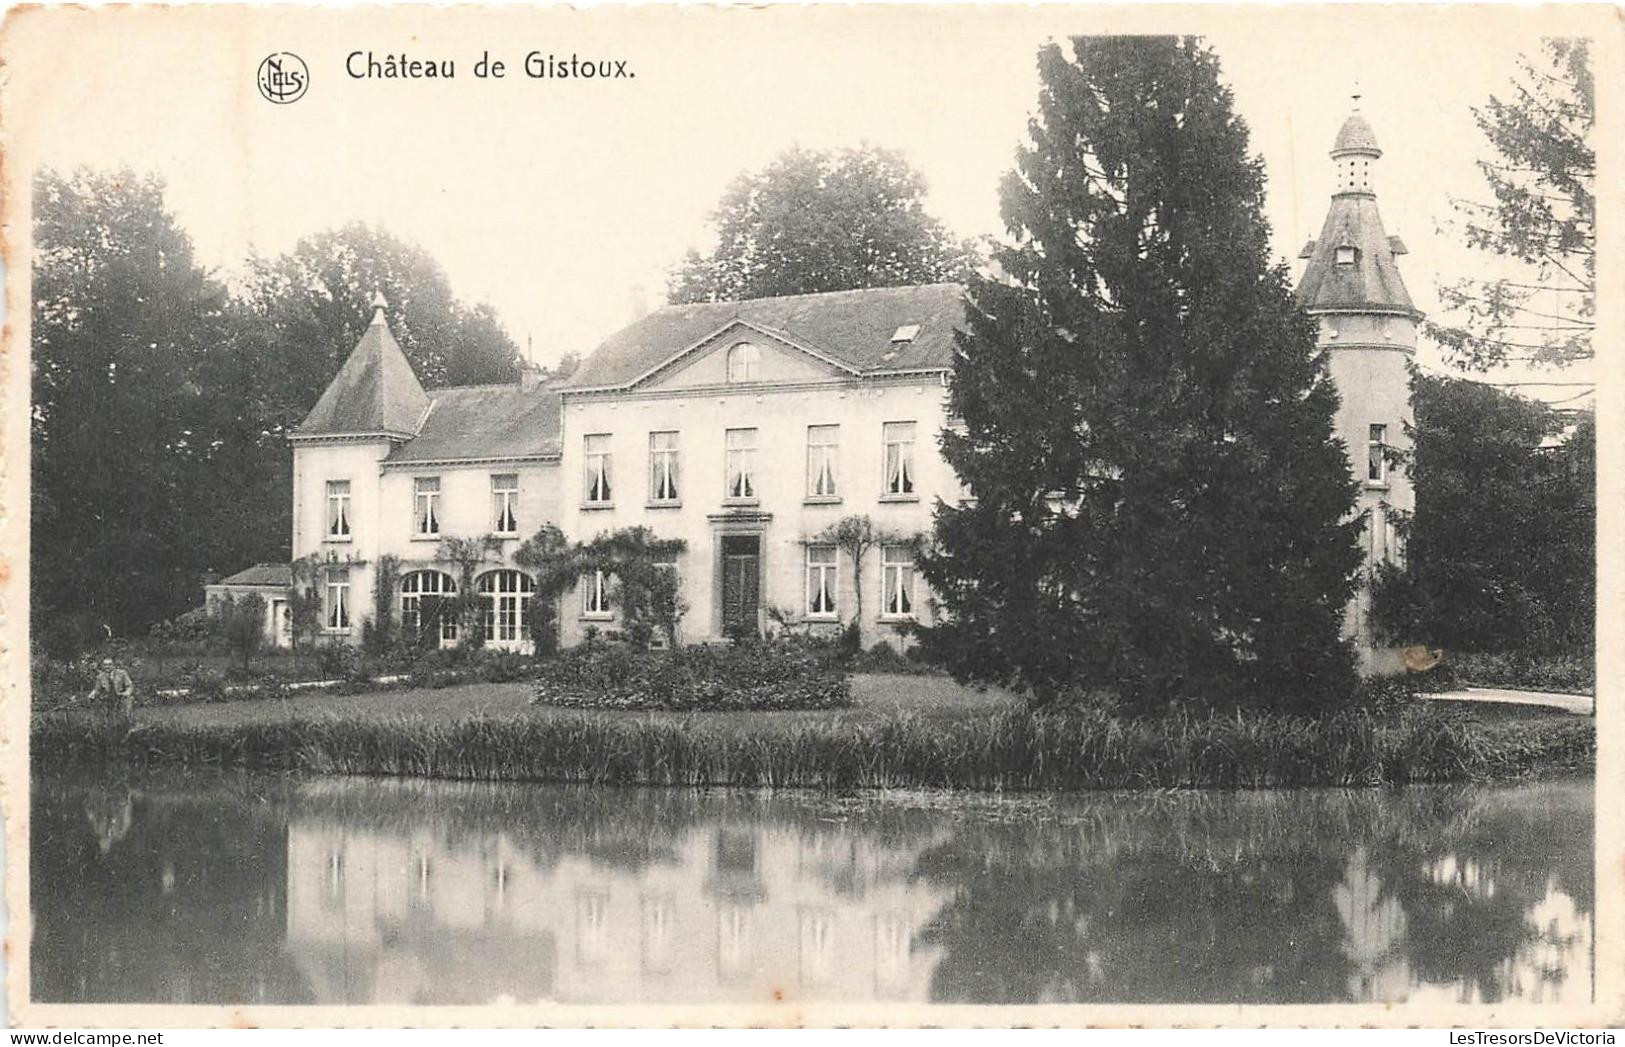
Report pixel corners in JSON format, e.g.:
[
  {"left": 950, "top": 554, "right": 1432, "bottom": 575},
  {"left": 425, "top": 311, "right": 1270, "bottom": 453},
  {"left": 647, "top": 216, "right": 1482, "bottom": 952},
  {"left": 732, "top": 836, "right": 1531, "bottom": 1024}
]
[{"left": 708, "top": 511, "right": 773, "bottom": 640}]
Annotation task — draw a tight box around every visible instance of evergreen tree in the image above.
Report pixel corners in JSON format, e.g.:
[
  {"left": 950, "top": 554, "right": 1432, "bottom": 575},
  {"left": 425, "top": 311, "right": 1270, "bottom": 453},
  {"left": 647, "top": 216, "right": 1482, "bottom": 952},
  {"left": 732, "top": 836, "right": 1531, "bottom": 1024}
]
[
  {"left": 668, "top": 144, "right": 975, "bottom": 304},
  {"left": 918, "top": 37, "right": 1362, "bottom": 710}
]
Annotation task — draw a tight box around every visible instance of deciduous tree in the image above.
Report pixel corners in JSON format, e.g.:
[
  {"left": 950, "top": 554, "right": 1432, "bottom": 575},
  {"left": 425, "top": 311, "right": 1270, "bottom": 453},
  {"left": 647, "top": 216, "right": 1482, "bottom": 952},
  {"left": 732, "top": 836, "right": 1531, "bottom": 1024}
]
[
  {"left": 1371, "top": 373, "right": 1593, "bottom": 652},
  {"left": 1431, "top": 40, "right": 1593, "bottom": 370},
  {"left": 668, "top": 145, "right": 975, "bottom": 304}
]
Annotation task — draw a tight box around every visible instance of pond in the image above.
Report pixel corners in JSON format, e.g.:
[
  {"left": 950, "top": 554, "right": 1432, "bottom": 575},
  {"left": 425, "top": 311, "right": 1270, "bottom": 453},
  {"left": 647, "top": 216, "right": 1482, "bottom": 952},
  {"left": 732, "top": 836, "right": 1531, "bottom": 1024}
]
[{"left": 31, "top": 769, "right": 1592, "bottom": 1007}]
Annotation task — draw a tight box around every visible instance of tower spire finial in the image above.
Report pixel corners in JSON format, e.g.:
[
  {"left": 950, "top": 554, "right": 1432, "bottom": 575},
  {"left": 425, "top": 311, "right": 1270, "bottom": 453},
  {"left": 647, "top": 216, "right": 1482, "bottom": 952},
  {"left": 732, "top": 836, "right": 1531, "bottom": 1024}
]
[
  {"left": 369, "top": 291, "right": 388, "bottom": 326},
  {"left": 1352, "top": 79, "right": 1362, "bottom": 109}
]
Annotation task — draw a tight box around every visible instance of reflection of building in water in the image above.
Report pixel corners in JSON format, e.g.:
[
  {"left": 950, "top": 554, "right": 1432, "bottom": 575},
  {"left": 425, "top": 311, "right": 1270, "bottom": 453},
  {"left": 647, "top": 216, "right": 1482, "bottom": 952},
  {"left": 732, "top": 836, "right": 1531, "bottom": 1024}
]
[
  {"left": 285, "top": 816, "right": 951, "bottom": 1004},
  {"left": 1334, "top": 846, "right": 1412, "bottom": 1003}
]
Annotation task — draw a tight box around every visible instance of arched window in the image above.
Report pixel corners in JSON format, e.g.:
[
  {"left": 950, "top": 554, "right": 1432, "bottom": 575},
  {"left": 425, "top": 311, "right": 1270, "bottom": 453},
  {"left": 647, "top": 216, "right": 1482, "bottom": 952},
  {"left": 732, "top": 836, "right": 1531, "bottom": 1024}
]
[
  {"left": 400, "top": 571, "right": 458, "bottom": 644},
  {"left": 477, "top": 570, "right": 535, "bottom": 644},
  {"left": 726, "top": 342, "right": 760, "bottom": 383}
]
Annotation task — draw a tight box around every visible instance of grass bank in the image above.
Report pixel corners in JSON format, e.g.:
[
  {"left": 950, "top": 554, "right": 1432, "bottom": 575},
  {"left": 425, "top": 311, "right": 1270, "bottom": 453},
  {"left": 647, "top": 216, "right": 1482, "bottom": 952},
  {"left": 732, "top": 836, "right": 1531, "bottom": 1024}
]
[{"left": 33, "top": 701, "right": 1591, "bottom": 791}]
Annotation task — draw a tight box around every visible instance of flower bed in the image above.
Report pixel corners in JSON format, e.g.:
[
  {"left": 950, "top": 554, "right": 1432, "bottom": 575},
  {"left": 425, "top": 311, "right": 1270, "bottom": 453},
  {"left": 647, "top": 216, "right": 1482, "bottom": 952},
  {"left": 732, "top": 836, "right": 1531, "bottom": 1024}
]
[{"left": 532, "top": 640, "right": 853, "bottom": 711}]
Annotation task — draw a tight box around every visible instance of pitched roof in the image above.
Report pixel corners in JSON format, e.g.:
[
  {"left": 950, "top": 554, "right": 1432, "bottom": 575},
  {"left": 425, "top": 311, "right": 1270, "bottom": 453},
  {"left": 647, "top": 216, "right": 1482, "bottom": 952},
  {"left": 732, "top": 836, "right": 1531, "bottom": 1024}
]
[
  {"left": 295, "top": 316, "right": 431, "bottom": 438},
  {"left": 567, "top": 283, "right": 966, "bottom": 391},
  {"left": 385, "top": 384, "right": 563, "bottom": 464},
  {"left": 1297, "top": 193, "right": 1419, "bottom": 316},
  {"left": 215, "top": 563, "right": 292, "bottom": 587}
]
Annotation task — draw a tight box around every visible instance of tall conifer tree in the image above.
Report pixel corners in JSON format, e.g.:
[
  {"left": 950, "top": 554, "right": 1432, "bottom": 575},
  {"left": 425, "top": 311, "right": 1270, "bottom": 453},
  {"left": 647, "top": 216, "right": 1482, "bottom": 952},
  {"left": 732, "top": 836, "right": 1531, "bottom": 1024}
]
[{"left": 918, "top": 37, "right": 1363, "bottom": 710}]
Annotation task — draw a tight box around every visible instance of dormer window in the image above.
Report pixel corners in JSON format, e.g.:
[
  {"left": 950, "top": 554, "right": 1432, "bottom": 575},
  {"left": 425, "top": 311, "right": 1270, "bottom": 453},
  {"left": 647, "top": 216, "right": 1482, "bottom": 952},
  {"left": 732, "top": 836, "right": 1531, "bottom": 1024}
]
[
  {"left": 726, "top": 342, "right": 760, "bottom": 383},
  {"left": 1334, "top": 245, "right": 1357, "bottom": 266}
]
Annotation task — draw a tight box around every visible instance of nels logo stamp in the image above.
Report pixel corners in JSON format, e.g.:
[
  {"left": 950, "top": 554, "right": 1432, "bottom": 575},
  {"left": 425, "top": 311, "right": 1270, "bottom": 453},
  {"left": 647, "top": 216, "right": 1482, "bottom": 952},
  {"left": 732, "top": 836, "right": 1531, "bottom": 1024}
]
[{"left": 257, "top": 52, "right": 308, "bottom": 104}]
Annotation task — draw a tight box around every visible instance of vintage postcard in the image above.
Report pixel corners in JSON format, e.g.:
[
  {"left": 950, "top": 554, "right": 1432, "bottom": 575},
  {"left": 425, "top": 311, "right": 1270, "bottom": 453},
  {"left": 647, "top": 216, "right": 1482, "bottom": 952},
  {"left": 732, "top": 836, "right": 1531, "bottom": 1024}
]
[{"left": 0, "top": 2, "right": 1619, "bottom": 1029}]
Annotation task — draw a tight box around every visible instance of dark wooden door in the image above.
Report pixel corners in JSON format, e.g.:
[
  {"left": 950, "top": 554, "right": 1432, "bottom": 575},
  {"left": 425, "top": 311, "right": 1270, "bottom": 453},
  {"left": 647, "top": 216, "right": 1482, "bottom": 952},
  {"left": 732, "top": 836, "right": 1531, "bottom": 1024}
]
[{"left": 721, "top": 536, "right": 760, "bottom": 637}]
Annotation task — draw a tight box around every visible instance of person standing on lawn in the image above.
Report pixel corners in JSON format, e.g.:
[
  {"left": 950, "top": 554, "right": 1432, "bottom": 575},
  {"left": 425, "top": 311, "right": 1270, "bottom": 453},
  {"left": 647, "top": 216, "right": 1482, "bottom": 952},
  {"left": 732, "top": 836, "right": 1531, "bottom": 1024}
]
[{"left": 88, "top": 656, "right": 135, "bottom": 724}]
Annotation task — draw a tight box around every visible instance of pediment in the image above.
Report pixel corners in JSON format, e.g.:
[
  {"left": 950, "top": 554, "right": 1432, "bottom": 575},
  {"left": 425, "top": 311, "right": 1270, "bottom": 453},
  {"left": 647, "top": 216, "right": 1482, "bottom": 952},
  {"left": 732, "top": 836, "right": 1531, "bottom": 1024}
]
[{"left": 637, "top": 320, "right": 852, "bottom": 391}]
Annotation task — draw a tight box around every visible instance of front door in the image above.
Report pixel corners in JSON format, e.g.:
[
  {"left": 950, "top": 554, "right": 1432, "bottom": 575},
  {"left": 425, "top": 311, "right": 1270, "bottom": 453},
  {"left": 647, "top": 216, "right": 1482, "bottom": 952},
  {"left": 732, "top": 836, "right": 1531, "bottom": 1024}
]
[{"left": 720, "top": 535, "right": 760, "bottom": 639}]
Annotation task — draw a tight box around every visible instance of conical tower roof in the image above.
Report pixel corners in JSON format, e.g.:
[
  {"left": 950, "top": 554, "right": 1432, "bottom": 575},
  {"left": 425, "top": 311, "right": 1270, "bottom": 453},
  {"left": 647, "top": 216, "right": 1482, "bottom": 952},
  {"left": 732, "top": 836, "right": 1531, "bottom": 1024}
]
[
  {"left": 1296, "top": 109, "right": 1420, "bottom": 317},
  {"left": 296, "top": 298, "right": 430, "bottom": 438}
]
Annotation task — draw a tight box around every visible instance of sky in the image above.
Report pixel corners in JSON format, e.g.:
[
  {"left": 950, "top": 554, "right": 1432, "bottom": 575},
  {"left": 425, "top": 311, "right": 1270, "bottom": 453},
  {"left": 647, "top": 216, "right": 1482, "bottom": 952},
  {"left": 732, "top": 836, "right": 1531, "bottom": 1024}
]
[{"left": 1, "top": 4, "right": 1599, "bottom": 395}]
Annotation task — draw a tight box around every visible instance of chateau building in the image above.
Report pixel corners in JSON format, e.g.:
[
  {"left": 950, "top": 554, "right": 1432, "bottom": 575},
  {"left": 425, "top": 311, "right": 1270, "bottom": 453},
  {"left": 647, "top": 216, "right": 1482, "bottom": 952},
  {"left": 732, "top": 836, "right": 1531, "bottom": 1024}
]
[{"left": 256, "top": 108, "right": 1414, "bottom": 663}]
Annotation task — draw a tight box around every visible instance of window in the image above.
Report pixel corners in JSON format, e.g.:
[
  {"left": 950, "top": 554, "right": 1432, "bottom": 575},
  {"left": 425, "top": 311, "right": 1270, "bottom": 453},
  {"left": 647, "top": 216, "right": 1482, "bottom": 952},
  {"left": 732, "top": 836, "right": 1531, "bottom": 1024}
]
[
  {"left": 718, "top": 905, "right": 753, "bottom": 982},
  {"left": 325, "top": 571, "right": 350, "bottom": 631},
  {"left": 584, "top": 568, "right": 611, "bottom": 618},
  {"left": 325, "top": 480, "right": 351, "bottom": 539},
  {"left": 1367, "top": 424, "right": 1387, "bottom": 483},
  {"left": 1335, "top": 244, "right": 1357, "bottom": 266},
  {"left": 477, "top": 570, "right": 534, "bottom": 644},
  {"left": 577, "top": 891, "right": 611, "bottom": 965},
  {"left": 413, "top": 477, "right": 442, "bottom": 536},
  {"left": 725, "top": 428, "right": 758, "bottom": 501},
  {"left": 799, "top": 910, "right": 837, "bottom": 984},
  {"left": 491, "top": 474, "right": 519, "bottom": 534},
  {"left": 400, "top": 570, "right": 458, "bottom": 643},
  {"left": 881, "top": 545, "right": 915, "bottom": 619},
  {"left": 883, "top": 422, "right": 916, "bottom": 497},
  {"left": 649, "top": 431, "right": 680, "bottom": 504},
  {"left": 806, "top": 545, "right": 838, "bottom": 618},
  {"left": 891, "top": 324, "right": 921, "bottom": 343},
  {"left": 584, "top": 434, "right": 613, "bottom": 505},
  {"left": 726, "top": 342, "right": 760, "bottom": 383},
  {"left": 806, "top": 425, "right": 839, "bottom": 499}
]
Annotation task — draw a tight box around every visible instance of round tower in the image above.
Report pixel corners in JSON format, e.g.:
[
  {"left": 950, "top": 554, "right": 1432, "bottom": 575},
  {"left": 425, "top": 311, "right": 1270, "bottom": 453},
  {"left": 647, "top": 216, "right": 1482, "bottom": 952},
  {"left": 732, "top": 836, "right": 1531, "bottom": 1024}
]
[{"left": 1296, "top": 104, "right": 1421, "bottom": 672}]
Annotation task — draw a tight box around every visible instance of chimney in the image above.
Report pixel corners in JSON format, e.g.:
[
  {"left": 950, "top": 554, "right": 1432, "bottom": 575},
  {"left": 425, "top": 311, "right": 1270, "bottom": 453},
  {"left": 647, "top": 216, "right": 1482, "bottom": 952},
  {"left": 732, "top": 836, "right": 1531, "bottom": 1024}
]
[{"left": 629, "top": 283, "right": 650, "bottom": 322}]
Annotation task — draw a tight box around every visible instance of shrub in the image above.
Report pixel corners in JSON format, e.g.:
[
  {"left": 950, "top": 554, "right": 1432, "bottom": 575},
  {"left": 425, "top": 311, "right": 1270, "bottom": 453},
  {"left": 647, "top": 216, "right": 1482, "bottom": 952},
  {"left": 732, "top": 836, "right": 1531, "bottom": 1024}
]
[
  {"left": 1350, "top": 674, "right": 1421, "bottom": 718},
  {"left": 533, "top": 638, "right": 852, "bottom": 711},
  {"left": 850, "top": 640, "right": 942, "bottom": 677},
  {"left": 1443, "top": 650, "right": 1594, "bottom": 695},
  {"left": 317, "top": 643, "right": 364, "bottom": 681}
]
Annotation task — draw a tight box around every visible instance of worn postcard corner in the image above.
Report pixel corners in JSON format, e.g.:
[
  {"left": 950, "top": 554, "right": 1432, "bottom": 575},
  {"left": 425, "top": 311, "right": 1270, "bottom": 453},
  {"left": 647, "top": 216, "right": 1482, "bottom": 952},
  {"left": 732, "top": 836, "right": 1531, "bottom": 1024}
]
[{"left": 0, "top": 1, "right": 1621, "bottom": 1030}]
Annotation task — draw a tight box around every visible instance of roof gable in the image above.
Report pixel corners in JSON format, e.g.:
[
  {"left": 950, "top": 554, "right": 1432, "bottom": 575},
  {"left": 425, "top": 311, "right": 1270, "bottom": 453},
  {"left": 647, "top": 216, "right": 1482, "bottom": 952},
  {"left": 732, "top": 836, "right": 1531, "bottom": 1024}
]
[
  {"left": 568, "top": 283, "right": 965, "bottom": 392},
  {"left": 296, "top": 317, "right": 431, "bottom": 438},
  {"left": 638, "top": 320, "right": 854, "bottom": 390}
]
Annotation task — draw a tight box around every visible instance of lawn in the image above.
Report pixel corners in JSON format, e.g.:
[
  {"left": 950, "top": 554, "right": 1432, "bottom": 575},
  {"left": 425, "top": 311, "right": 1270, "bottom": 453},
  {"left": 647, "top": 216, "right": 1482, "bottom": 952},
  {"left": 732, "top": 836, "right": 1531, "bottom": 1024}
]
[{"left": 138, "top": 672, "right": 1023, "bottom": 730}]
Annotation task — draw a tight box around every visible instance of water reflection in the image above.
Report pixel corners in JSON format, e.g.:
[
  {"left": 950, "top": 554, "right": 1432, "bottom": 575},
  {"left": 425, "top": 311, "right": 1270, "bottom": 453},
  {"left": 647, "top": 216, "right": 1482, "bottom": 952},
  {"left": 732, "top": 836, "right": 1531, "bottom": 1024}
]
[{"left": 31, "top": 771, "right": 1592, "bottom": 1006}]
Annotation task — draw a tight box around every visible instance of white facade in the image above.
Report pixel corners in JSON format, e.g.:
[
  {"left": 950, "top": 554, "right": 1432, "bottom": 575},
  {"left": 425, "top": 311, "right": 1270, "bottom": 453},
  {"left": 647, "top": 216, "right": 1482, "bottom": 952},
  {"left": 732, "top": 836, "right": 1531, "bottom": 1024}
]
[
  {"left": 289, "top": 439, "right": 562, "bottom": 652},
  {"left": 558, "top": 328, "right": 959, "bottom": 648}
]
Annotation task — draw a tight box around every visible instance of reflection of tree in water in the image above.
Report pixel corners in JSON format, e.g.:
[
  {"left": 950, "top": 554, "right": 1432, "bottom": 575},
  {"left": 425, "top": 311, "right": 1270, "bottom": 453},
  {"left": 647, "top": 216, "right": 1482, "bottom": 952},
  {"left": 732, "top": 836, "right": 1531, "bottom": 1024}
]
[
  {"left": 32, "top": 773, "right": 313, "bottom": 1004},
  {"left": 1360, "top": 782, "right": 1594, "bottom": 1003},
  {"left": 913, "top": 784, "right": 1592, "bottom": 1005}
]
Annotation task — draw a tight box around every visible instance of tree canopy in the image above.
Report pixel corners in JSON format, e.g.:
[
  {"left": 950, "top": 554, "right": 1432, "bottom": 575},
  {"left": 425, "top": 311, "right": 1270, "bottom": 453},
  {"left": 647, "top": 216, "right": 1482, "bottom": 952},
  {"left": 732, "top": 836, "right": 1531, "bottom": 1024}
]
[
  {"left": 1371, "top": 374, "right": 1593, "bottom": 652},
  {"left": 917, "top": 37, "right": 1362, "bottom": 711},
  {"left": 1432, "top": 39, "right": 1594, "bottom": 370},
  {"left": 32, "top": 170, "right": 535, "bottom": 651},
  {"left": 668, "top": 144, "right": 974, "bottom": 304}
]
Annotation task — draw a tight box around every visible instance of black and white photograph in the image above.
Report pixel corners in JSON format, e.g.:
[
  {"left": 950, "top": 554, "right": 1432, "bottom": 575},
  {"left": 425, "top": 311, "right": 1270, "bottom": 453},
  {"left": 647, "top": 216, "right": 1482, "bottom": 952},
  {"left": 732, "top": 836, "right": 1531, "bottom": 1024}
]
[{"left": 1, "top": 3, "right": 1616, "bottom": 1029}]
